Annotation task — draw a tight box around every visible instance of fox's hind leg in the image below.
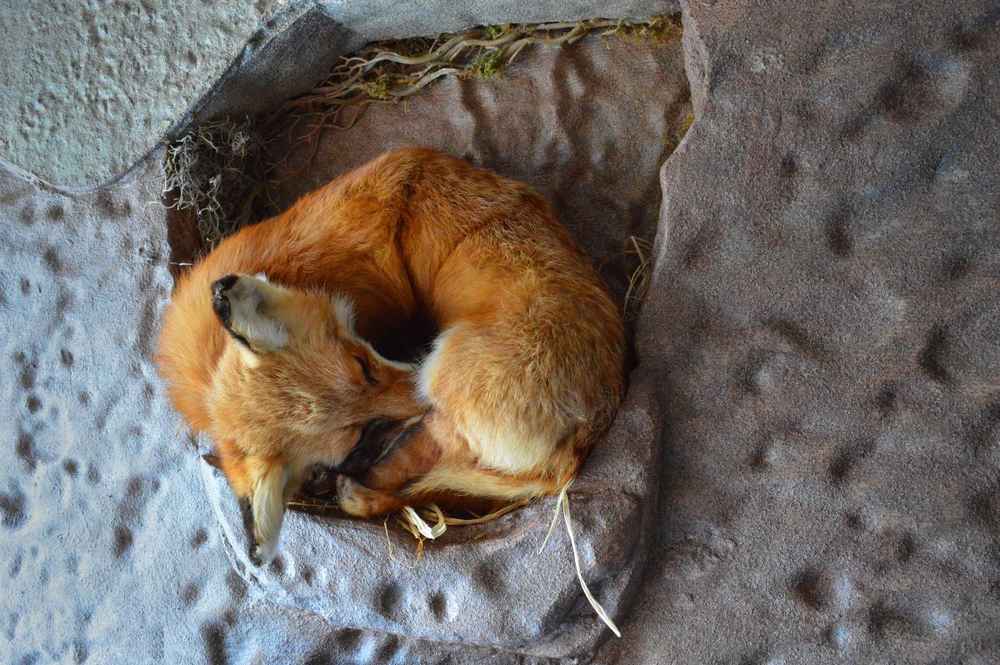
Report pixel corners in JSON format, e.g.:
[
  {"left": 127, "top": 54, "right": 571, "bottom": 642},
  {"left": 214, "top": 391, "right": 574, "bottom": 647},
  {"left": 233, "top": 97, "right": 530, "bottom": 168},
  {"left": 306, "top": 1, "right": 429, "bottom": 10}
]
[{"left": 335, "top": 411, "right": 581, "bottom": 518}]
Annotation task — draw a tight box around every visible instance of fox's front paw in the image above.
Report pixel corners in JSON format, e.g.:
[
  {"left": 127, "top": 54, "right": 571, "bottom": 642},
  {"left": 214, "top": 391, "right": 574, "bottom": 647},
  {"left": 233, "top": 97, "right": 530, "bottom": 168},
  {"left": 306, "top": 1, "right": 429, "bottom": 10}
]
[
  {"left": 336, "top": 475, "right": 370, "bottom": 517},
  {"left": 337, "top": 475, "right": 401, "bottom": 518}
]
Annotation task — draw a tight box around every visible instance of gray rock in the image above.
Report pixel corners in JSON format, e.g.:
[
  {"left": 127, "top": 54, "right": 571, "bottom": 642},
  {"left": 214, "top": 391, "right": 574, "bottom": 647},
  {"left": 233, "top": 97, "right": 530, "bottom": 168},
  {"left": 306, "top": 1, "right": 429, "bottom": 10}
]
[
  {"left": 195, "top": 0, "right": 681, "bottom": 122},
  {"left": 0, "top": 0, "right": 678, "bottom": 190},
  {"left": 3, "top": 0, "right": 1000, "bottom": 663},
  {"left": 597, "top": 1, "right": 1000, "bottom": 663},
  {"left": 0, "top": 152, "right": 475, "bottom": 665},
  {"left": 0, "top": 0, "right": 290, "bottom": 190},
  {"left": 0, "top": 22, "right": 690, "bottom": 664}
]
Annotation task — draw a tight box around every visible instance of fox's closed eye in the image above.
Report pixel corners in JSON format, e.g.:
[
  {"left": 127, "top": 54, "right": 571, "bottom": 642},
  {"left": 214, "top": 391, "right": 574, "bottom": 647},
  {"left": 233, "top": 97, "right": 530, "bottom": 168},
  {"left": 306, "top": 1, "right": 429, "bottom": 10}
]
[{"left": 355, "top": 355, "right": 377, "bottom": 385}]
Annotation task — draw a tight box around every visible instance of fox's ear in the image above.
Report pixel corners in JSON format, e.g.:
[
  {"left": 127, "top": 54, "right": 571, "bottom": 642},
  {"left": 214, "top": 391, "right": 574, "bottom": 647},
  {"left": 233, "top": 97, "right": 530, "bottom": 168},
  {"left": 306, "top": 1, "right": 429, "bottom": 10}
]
[{"left": 249, "top": 460, "right": 290, "bottom": 565}]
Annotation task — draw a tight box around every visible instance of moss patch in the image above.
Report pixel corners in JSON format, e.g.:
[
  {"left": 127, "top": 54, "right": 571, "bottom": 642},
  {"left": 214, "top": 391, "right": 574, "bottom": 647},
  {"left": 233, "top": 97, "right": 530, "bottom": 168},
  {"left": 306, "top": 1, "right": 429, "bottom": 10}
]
[{"left": 603, "top": 14, "right": 683, "bottom": 45}]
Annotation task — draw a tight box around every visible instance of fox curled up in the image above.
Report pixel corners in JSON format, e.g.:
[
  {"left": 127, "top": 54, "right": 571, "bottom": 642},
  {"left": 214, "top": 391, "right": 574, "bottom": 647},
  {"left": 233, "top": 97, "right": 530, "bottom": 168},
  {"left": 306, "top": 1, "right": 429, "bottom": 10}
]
[{"left": 156, "top": 148, "right": 625, "bottom": 564}]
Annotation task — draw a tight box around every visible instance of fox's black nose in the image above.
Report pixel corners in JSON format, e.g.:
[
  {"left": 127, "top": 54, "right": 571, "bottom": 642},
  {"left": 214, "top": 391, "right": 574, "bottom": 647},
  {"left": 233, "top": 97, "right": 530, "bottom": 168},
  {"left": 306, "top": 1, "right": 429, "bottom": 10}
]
[
  {"left": 211, "top": 274, "right": 238, "bottom": 323},
  {"left": 212, "top": 274, "right": 239, "bottom": 299}
]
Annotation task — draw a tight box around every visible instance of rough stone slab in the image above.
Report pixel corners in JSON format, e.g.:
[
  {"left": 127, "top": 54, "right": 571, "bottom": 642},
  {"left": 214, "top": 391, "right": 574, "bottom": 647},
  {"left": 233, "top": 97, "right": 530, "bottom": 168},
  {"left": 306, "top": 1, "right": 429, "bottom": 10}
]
[
  {"left": 0, "top": 155, "right": 462, "bottom": 665},
  {"left": 319, "top": 0, "right": 678, "bottom": 44},
  {"left": 4, "top": 0, "right": 1000, "bottom": 663},
  {"left": 0, "top": 157, "right": 223, "bottom": 662},
  {"left": 197, "top": 0, "right": 681, "bottom": 122},
  {"left": 0, "top": 0, "right": 679, "bottom": 191},
  {"left": 0, "top": 0, "right": 292, "bottom": 190},
  {"left": 207, "top": 32, "right": 691, "bottom": 658},
  {"left": 596, "top": 1, "right": 1000, "bottom": 663}
]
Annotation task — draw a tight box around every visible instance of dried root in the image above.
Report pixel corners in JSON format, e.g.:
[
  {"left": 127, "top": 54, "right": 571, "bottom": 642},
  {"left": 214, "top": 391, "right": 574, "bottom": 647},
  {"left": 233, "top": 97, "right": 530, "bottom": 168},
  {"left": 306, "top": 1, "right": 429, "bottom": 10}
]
[
  {"left": 279, "top": 16, "right": 682, "bottom": 138},
  {"left": 624, "top": 236, "right": 653, "bottom": 321}
]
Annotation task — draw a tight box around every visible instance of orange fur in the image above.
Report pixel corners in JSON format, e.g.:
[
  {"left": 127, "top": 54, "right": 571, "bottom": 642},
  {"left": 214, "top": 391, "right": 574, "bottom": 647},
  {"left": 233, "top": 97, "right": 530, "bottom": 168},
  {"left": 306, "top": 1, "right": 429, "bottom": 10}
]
[{"left": 155, "top": 148, "right": 625, "bottom": 557}]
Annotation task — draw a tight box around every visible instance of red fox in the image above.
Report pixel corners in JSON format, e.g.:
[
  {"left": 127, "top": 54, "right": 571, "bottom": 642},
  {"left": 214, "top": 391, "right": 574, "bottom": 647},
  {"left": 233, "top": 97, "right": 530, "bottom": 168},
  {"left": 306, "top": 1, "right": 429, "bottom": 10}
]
[{"left": 156, "top": 148, "right": 625, "bottom": 562}]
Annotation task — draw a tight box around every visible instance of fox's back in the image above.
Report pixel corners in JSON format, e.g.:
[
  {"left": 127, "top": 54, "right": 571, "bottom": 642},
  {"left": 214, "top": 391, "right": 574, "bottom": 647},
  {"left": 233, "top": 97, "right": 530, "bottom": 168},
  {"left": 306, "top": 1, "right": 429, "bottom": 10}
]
[{"left": 157, "top": 147, "right": 623, "bottom": 442}]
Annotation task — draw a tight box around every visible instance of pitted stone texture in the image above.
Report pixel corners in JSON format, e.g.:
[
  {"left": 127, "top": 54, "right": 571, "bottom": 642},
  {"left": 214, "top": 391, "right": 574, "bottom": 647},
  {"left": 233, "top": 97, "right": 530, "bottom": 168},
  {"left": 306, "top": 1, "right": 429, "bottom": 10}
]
[
  {"left": 0, "top": 158, "right": 229, "bottom": 663},
  {"left": 0, "top": 0, "right": 679, "bottom": 190},
  {"left": 208, "top": 32, "right": 691, "bottom": 658},
  {"left": 4, "top": 0, "right": 1000, "bottom": 663},
  {"left": 0, "top": 157, "right": 483, "bottom": 665},
  {"left": 205, "top": 395, "right": 653, "bottom": 656},
  {"left": 596, "top": 1, "right": 1000, "bottom": 664},
  {"left": 0, "top": 0, "right": 288, "bottom": 189}
]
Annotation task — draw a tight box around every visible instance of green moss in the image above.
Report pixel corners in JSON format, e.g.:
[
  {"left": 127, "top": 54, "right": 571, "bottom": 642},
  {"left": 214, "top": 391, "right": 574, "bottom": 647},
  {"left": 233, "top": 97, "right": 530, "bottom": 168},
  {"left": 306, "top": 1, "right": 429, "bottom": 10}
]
[
  {"left": 679, "top": 112, "right": 695, "bottom": 138},
  {"left": 360, "top": 74, "right": 391, "bottom": 100},
  {"left": 469, "top": 49, "right": 506, "bottom": 79},
  {"left": 606, "top": 15, "right": 683, "bottom": 45},
  {"left": 484, "top": 24, "right": 509, "bottom": 40},
  {"left": 289, "top": 16, "right": 683, "bottom": 119}
]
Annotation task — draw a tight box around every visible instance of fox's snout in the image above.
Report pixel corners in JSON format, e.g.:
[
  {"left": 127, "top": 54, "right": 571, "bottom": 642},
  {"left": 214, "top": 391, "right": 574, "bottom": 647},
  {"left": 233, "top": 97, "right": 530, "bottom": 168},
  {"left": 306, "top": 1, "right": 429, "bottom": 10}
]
[
  {"left": 210, "top": 273, "right": 288, "bottom": 354},
  {"left": 211, "top": 274, "right": 238, "bottom": 326}
]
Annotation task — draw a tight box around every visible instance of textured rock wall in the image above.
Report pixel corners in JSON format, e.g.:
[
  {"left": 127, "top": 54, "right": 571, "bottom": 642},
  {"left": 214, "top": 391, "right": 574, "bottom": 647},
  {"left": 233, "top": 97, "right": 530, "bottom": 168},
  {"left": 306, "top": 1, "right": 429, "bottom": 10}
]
[
  {"left": 0, "top": 0, "right": 678, "bottom": 190},
  {"left": 0, "top": 0, "right": 294, "bottom": 189},
  {"left": 196, "top": 0, "right": 681, "bottom": 122},
  {"left": 597, "top": 1, "right": 1000, "bottom": 663},
  {"left": 0, "top": 155, "right": 471, "bottom": 665},
  {"left": 1, "top": 12, "right": 688, "bottom": 665}
]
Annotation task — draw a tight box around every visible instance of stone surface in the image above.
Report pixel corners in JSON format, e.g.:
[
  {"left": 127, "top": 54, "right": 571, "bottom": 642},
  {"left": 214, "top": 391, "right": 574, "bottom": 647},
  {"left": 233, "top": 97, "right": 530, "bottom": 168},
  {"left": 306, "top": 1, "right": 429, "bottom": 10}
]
[
  {"left": 0, "top": 0, "right": 678, "bottom": 190},
  {"left": 0, "top": 152, "right": 481, "bottom": 665},
  {"left": 0, "top": 25, "right": 688, "bottom": 665},
  {"left": 197, "top": 0, "right": 681, "bottom": 122},
  {"left": 3, "top": 0, "right": 1000, "bottom": 663},
  {"left": 596, "top": 1, "right": 1000, "bottom": 663},
  {"left": 321, "top": 0, "right": 677, "bottom": 42},
  {"left": 205, "top": 32, "right": 690, "bottom": 658},
  {"left": 0, "top": 0, "right": 291, "bottom": 190}
]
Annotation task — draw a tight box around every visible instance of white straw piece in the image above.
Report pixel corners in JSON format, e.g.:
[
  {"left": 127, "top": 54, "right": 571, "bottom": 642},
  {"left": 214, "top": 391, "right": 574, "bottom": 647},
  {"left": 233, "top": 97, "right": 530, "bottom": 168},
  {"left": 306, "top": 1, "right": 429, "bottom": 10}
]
[
  {"left": 538, "top": 480, "right": 571, "bottom": 554},
  {"left": 402, "top": 504, "right": 447, "bottom": 540},
  {"left": 562, "top": 490, "right": 622, "bottom": 638}
]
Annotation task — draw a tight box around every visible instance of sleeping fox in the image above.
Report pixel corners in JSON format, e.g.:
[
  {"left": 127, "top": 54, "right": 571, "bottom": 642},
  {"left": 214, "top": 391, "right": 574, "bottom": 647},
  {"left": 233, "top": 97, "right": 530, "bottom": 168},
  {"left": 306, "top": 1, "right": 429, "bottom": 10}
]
[{"left": 156, "top": 148, "right": 625, "bottom": 562}]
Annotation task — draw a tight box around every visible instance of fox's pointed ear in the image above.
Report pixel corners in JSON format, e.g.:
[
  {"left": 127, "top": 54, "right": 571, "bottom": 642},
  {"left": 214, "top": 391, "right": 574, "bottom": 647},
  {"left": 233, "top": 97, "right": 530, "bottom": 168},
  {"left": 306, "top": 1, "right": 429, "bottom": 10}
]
[{"left": 249, "top": 460, "right": 290, "bottom": 565}]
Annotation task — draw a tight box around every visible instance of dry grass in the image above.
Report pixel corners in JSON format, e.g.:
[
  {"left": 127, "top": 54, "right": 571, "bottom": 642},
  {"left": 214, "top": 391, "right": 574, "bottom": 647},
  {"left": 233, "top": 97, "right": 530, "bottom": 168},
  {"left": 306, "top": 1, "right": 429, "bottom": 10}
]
[
  {"left": 288, "top": 495, "right": 533, "bottom": 553},
  {"left": 161, "top": 117, "right": 274, "bottom": 247},
  {"left": 624, "top": 235, "right": 653, "bottom": 321},
  {"left": 602, "top": 14, "right": 683, "bottom": 45},
  {"left": 679, "top": 110, "right": 695, "bottom": 136}
]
